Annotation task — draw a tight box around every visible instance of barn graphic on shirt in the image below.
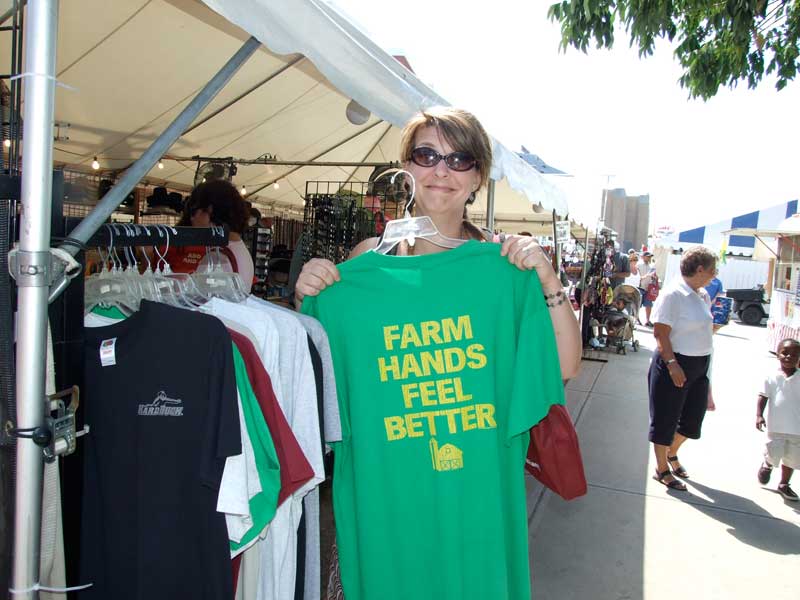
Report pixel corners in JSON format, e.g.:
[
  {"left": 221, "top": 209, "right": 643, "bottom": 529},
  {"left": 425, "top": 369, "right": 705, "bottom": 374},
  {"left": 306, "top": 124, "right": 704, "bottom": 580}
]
[{"left": 429, "top": 438, "right": 463, "bottom": 471}]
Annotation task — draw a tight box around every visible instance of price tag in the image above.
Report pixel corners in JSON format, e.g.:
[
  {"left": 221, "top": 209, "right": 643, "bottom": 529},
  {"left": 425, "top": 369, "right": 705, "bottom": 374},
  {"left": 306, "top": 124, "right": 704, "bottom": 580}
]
[{"left": 100, "top": 338, "right": 117, "bottom": 367}]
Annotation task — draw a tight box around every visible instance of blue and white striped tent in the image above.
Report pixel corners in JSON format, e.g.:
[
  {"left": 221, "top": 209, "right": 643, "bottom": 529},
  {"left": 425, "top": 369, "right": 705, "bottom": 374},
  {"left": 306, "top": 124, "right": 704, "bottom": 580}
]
[{"left": 661, "top": 200, "right": 798, "bottom": 256}]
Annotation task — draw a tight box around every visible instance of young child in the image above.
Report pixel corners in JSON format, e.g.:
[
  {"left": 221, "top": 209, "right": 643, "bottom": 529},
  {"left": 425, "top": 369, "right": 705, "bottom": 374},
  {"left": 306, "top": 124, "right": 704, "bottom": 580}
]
[{"left": 756, "top": 338, "right": 800, "bottom": 501}]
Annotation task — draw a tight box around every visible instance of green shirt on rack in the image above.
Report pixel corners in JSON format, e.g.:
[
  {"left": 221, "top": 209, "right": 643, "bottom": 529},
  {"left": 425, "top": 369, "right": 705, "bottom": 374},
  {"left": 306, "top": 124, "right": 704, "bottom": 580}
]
[
  {"left": 302, "top": 240, "right": 565, "bottom": 600},
  {"left": 229, "top": 343, "right": 281, "bottom": 555}
]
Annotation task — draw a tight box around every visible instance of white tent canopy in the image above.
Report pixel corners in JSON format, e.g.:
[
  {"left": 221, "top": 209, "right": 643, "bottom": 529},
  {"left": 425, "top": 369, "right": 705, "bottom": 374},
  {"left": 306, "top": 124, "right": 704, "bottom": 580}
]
[
  {"left": 723, "top": 213, "right": 800, "bottom": 239},
  {"left": 27, "top": 0, "right": 567, "bottom": 217}
]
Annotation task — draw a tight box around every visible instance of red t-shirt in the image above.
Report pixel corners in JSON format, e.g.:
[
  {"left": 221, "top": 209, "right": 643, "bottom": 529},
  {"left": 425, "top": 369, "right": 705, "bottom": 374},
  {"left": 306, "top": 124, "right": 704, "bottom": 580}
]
[{"left": 162, "top": 245, "right": 207, "bottom": 274}]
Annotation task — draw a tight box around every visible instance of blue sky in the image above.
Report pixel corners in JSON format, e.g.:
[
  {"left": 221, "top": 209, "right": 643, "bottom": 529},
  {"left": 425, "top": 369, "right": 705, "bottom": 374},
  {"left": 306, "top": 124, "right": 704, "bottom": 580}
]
[{"left": 331, "top": 0, "right": 800, "bottom": 232}]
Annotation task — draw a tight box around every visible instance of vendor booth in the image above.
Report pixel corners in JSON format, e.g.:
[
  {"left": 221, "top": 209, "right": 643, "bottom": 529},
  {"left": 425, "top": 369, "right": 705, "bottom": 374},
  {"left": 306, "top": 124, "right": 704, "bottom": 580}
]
[
  {"left": 726, "top": 213, "right": 800, "bottom": 352},
  {"left": 1, "top": 1, "right": 577, "bottom": 599}
]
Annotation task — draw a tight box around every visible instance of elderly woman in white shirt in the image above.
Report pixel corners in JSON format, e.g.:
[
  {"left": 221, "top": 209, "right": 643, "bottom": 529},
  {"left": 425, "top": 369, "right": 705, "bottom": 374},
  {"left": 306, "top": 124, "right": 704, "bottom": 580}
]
[{"left": 648, "top": 247, "right": 718, "bottom": 491}]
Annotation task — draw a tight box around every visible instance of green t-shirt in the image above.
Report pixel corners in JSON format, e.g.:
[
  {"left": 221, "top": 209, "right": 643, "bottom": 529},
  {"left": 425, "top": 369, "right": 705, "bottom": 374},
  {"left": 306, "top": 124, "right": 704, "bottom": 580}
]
[
  {"left": 229, "top": 343, "right": 282, "bottom": 554},
  {"left": 302, "top": 241, "right": 565, "bottom": 600}
]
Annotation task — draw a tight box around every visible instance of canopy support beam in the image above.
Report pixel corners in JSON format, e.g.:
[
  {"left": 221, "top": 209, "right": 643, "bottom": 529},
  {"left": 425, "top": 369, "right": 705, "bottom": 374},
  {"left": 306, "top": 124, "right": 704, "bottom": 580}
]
[
  {"left": 245, "top": 119, "right": 385, "bottom": 197},
  {"left": 754, "top": 233, "right": 779, "bottom": 259},
  {"left": 184, "top": 156, "right": 395, "bottom": 168},
  {"left": 342, "top": 122, "right": 394, "bottom": 185},
  {"left": 182, "top": 56, "right": 305, "bottom": 137}
]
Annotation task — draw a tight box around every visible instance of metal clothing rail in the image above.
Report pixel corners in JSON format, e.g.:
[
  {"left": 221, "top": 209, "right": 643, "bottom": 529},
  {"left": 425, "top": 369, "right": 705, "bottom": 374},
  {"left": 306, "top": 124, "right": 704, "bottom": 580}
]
[
  {"left": 10, "top": 2, "right": 260, "bottom": 594},
  {"left": 84, "top": 224, "right": 229, "bottom": 249},
  {"left": 180, "top": 155, "right": 396, "bottom": 168}
]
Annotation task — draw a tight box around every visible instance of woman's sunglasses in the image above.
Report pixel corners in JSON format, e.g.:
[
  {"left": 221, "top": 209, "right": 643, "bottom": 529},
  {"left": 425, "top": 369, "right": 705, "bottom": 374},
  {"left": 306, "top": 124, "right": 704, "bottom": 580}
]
[{"left": 409, "top": 147, "right": 477, "bottom": 172}]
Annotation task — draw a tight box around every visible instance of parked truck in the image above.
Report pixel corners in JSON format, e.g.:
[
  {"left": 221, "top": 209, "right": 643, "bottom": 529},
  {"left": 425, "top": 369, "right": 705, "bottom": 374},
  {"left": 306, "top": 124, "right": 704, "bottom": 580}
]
[{"left": 726, "top": 286, "right": 770, "bottom": 326}]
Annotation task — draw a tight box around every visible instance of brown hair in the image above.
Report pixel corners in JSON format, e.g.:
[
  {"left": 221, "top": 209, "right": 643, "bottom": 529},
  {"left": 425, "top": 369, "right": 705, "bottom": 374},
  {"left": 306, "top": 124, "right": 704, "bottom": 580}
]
[
  {"left": 179, "top": 179, "right": 249, "bottom": 234},
  {"left": 399, "top": 107, "right": 492, "bottom": 241},
  {"left": 399, "top": 106, "right": 492, "bottom": 191},
  {"left": 680, "top": 246, "right": 717, "bottom": 277}
]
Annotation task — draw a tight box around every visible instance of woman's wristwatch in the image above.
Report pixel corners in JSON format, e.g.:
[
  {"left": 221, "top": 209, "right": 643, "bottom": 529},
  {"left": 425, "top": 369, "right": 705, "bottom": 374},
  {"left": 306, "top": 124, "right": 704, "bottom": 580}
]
[{"left": 666, "top": 358, "right": 677, "bottom": 367}]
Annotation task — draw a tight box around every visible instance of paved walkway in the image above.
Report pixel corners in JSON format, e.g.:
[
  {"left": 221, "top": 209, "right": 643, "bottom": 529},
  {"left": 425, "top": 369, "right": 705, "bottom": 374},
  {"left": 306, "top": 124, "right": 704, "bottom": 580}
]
[{"left": 526, "top": 321, "right": 800, "bottom": 600}]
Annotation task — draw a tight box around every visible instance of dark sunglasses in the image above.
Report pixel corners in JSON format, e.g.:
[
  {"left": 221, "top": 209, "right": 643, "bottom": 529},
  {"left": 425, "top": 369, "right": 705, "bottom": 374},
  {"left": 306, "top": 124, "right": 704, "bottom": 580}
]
[{"left": 409, "top": 147, "right": 477, "bottom": 172}]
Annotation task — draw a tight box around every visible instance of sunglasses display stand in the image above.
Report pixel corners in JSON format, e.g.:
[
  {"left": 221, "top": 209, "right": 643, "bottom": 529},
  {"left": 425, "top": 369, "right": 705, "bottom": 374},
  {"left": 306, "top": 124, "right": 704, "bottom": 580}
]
[{"left": 301, "top": 180, "right": 407, "bottom": 264}]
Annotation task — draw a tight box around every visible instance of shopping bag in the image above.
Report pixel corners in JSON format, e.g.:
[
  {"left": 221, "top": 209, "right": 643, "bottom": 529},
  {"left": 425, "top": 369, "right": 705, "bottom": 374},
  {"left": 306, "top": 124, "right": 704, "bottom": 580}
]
[
  {"left": 525, "top": 404, "right": 587, "bottom": 500},
  {"left": 646, "top": 277, "right": 660, "bottom": 302}
]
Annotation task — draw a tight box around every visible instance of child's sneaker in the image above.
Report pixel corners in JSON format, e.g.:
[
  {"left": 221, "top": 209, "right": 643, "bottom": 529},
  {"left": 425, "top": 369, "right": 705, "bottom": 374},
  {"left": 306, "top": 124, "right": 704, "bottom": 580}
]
[
  {"left": 778, "top": 484, "right": 799, "bottom": 501},
  {"left": 757, "top": 462, "right": 772, "bottom": 485}
]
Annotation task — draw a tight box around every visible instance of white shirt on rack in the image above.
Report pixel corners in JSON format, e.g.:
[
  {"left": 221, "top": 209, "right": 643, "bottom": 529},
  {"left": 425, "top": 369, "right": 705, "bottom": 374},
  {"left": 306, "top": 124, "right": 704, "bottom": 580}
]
[
  {"left": 203, "top": 298, "right": 323, "bottom": 600},
  {"left": 218, "top": 391, "right": 261, "bottom": 543},
  {"left": 651, "top": 278, "right": 713, "bottom": 356}
]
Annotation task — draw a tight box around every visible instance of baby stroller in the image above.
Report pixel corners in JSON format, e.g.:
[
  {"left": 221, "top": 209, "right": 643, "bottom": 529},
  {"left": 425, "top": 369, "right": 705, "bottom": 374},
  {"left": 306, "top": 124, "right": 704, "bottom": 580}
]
[{"left": 598, "top": 284, "right": 641, "bottom": 355}]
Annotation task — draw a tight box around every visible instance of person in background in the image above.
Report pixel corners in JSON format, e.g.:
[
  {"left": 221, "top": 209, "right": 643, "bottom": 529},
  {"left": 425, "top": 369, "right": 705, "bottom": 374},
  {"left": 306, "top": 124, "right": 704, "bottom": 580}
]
[
  {"left": 648, "top": 247, "right": 717, "bottom": 491},
  {"left": 559, "top": 259, "right": 570, "bottom": 288},
  {"left": 705, "top": 275, "right": 724, "bottom": 304},
  {"left": 604, "top": 239, "right": 630, "bottom": 289},
  {"left": 170, "top": 179, "right": 255, "bottom": 293},
  {"left": 639, "top": 251, "right": 658, "bottom": 326},
  {"left": 623, "top": 254, "right": 642, "bottom": 324},
  {"left": 624, "top": 254, "right": 641, "bottom": 287},
  {"left": 756, "top": 338, "right": 800, "bottom": 501},
  {"left": 703, "top": 273, "right": 726, "bottom": 411}
]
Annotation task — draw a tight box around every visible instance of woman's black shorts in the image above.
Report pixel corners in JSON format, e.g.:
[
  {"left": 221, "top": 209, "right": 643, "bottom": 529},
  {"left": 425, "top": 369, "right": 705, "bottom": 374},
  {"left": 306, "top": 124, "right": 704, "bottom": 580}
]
[{"left": 648, "top": 352, "right": 710, "bottom": 446}]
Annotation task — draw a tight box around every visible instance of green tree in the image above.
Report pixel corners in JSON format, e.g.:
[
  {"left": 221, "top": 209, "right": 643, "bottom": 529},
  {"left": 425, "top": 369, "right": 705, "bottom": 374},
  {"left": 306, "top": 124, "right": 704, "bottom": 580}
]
[{"left": 548, "top": 0, "right": 800, "bottom": 99}]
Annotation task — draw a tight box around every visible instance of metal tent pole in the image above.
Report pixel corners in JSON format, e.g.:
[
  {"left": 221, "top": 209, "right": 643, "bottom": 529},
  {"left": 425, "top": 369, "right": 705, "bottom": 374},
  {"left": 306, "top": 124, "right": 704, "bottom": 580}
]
[
  {"left": 551, "top": 209, "right": 560, "bottom": 272},
  {"left": 11, "top": 2, "right": 59, "bottom": 599},
  {"left": 485, "top": 179, "right": 495, "bottom": 231},
  {"left": 58, "top": 36, "right": 261, "bottom": 259}
]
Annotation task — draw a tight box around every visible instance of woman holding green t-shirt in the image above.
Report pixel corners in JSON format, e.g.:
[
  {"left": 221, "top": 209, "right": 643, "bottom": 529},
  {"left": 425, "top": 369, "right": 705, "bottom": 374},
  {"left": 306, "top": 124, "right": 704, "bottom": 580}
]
[{"left": 295, "top": 106, "right": 581, "bottom": 381}]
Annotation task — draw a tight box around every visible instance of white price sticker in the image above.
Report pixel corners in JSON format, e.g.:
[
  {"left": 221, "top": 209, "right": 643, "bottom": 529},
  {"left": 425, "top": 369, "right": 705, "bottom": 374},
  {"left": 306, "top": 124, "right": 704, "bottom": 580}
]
[{"left": 99, "top": 338, "right": 117, "bottom": 367}]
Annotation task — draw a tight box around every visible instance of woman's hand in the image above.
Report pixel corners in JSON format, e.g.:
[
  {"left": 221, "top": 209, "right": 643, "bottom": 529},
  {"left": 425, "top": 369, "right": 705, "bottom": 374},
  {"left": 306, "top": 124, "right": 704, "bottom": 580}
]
[
  {"left": 500, "top": 235, "right": 560, "bottom": 290},
  {"left": 756, "top": 415, "right": 766, "bottom": 431},
  {"left": 667, "top": 362, "right": 686, "bottom": 388},
  {"left": 294, "top": 258, "right": 341, "bottom": 306}
]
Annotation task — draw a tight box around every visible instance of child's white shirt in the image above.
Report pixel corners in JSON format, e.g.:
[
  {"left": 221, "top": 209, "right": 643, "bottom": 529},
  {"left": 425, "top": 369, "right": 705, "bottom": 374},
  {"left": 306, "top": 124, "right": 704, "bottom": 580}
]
[{"left": 761, "top": 369, "right": 800, "bottom": 435}]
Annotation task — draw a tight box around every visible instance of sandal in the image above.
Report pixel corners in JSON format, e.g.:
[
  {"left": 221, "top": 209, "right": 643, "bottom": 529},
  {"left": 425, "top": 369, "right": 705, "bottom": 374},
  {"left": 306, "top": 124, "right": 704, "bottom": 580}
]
[
  {"left": 667, "top": 455, "right": 689, "bottom": 479},
  {"left": 653, "top": 469, "right": 687, "bottom": 491}
]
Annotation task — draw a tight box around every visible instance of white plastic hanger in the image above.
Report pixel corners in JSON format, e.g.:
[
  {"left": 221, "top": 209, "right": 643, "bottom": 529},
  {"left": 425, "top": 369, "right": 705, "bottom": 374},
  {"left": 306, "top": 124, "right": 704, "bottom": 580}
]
[
  {"left": 142, "top": 224, "right": 198, "bottom": 308},
  {"left": 191, "top": 227, "right": 248, "bottom": 302},
  {"left": 156, "top": 235, "right": 208, "bottom": 308},
  {"left": 373, "top": 169, "right": 468, "bottom": 255},
  {"left": 84, "top": 225, "right": 140, "bottom": 316}
]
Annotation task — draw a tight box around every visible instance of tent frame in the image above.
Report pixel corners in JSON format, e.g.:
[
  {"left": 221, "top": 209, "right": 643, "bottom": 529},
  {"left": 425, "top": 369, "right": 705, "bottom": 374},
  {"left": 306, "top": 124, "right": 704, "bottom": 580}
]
[
  {"left": 10, "top": 2, "right": 58, "bottom": 598},
  {"left": 10, "top": 2, "right": 262, "bottom": 594}
]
